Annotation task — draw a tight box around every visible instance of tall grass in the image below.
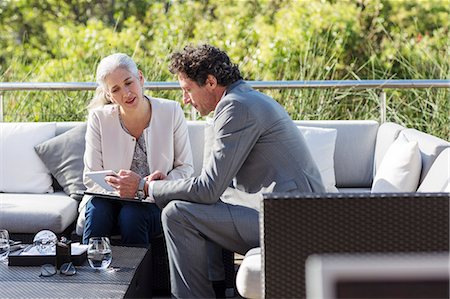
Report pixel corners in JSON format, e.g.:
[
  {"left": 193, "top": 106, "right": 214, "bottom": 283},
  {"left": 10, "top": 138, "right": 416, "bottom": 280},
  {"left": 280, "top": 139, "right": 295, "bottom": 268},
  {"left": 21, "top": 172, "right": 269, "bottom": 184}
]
[{"left": 1, "top": 26, "right": 448, "bottom": 140}]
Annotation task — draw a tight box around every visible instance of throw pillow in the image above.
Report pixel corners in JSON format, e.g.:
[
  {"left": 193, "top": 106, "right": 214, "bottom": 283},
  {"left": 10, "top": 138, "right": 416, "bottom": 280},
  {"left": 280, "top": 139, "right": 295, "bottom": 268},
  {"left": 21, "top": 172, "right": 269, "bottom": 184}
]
[
  {"left": 34, "top": 123, "right": 87, "bottom": 199},
  {"left": 0, "top": 122, "right": 56, "bottom": 193},
  {"left": 298, "top": 126, "right": 339, "bottom": 192},
  {"left": 371, "top": 135, "right": 422, "bottom": 192}
]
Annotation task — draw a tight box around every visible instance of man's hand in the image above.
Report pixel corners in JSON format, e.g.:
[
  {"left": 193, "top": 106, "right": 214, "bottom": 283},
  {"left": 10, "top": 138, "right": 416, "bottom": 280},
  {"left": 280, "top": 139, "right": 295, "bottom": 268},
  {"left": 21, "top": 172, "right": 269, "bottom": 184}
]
[{"left": 105, "top": 169, "right": 140, "bottom": 198}]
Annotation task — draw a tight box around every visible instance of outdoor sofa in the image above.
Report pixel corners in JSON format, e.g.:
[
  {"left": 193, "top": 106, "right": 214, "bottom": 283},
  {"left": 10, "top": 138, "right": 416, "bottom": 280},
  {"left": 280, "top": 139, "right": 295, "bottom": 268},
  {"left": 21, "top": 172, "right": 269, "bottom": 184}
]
[{"left": 1, "top": 119, "right": 449, "bottom": 297}]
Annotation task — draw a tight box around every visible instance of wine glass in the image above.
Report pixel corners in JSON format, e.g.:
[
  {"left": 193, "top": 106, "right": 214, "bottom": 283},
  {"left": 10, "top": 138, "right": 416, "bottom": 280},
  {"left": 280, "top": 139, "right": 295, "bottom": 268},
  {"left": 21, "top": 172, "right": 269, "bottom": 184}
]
[
  {"left": 0, "top": 229, "right": 10, "bottom": 262},
  {"left": 87, "top": 237, "right": 112, "bottom": 270}
]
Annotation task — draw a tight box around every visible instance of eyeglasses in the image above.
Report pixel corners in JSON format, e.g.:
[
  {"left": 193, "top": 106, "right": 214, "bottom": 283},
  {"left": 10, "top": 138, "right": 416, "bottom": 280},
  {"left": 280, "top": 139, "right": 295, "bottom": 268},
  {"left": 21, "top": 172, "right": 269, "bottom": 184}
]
[{"left": 39, "top": 262, "right": 76, "bottom": 277}]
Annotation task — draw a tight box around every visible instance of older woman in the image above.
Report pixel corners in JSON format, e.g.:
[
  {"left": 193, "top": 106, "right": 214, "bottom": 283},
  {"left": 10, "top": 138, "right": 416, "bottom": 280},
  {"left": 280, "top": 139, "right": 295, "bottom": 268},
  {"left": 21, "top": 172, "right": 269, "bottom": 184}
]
[{"left": 78, "top": 53, "right": 193, "bottom": 245}]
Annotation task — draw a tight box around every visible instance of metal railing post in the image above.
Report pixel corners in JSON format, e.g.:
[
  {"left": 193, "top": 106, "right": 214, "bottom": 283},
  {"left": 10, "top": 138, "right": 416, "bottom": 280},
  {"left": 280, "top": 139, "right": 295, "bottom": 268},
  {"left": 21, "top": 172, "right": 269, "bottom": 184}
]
[{"left": 379, "top": 91, "right": 386, "bottom": 124}]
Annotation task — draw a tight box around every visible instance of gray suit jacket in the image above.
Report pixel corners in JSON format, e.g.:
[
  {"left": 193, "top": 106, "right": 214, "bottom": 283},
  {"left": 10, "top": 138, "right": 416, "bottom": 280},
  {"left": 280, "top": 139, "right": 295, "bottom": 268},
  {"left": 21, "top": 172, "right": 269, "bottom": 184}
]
[{"left": 153, "top": 80, "right": 325, "bottom": 210}]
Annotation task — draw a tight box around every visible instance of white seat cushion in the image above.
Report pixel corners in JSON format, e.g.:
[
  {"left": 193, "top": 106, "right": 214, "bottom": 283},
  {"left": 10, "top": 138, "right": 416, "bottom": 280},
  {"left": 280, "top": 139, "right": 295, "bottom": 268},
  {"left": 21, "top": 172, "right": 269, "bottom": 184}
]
[
  {"left": 236, "top": 247, "right": 262, "bottom": 299},
  {"left": 0, "top": 192, "right": 79, "bottom": 233}
]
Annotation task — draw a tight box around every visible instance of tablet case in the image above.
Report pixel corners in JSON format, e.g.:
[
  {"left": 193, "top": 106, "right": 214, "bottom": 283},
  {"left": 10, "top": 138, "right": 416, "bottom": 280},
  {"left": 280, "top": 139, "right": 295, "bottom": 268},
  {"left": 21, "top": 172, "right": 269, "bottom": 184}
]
[{"left": 83, "top": 191, "right": 149, "bottom": 204}]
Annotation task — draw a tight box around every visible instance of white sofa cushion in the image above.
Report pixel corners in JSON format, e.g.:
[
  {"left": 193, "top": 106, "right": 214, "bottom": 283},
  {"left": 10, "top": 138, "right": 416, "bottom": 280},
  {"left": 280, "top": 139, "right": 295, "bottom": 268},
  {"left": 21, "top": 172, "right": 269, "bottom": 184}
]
[
  {"left": 0, "top": 192, "right": 79, "bottom": 233},
  {"left": 236, "top": 247, "right": 262, "bottom": 299},
  {"left": 373, "top": 122, "right": 405, "bottom": 175},
  {"left": 0, "top": 122, "right": 56, "bottom": 193},
  {"left": 417, "top": 148, "right": 450, "bottom": 192},
  {"left": 298, "top": 126, "right": 338, "bottom": 192},
  {"left": 372, "top": 135, "right": 421, "bottom": 192}
]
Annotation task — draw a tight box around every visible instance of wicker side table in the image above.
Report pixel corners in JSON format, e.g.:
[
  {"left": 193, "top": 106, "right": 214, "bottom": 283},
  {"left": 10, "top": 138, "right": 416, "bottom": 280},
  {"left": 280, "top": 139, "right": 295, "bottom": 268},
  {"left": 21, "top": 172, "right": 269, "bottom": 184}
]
[{"left": 0, "top": 246, "right": 152, "bottom": 298}]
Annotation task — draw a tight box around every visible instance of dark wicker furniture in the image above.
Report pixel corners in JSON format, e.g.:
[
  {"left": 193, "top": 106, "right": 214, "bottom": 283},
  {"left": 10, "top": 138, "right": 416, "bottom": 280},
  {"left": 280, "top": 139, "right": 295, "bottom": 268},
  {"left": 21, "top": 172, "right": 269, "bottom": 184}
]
[
  {"left": 261, "top": 192, "right": 450, "bottom": 298},
  {"left": 10, "top": 232, "right": 235, "bottom": 296},
  {"left": 1, "top": 246, "right": 152, "bottom": 298}
]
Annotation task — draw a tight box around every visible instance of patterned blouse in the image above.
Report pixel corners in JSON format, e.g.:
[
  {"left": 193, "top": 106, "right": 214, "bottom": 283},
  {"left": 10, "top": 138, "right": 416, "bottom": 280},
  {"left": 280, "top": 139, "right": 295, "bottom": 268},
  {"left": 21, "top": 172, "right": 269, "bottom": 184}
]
[{"left": 118, "top": 109, "right": 150, "bottom": 179}]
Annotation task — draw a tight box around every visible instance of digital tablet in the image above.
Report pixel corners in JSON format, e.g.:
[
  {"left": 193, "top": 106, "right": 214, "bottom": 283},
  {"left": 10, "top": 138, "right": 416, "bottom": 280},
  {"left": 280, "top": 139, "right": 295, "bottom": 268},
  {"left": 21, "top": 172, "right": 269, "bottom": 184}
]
[{"left": 85, "top": 170, "right": 118, "bottom": 192}]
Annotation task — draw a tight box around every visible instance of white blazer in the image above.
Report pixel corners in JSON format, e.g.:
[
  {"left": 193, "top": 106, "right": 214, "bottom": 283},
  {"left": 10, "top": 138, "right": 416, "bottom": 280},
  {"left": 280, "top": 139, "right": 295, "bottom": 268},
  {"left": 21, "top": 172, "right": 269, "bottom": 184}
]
[{"left": 76, "top": 96, "right": 194, "bottom": 235}]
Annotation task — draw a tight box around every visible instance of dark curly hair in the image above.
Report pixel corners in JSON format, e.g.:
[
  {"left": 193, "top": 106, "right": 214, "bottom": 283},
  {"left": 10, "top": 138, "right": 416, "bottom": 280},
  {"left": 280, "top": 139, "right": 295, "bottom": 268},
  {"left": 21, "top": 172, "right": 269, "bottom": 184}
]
[{"left": 169, "top": 44, "right": 243, "bottom": 87}]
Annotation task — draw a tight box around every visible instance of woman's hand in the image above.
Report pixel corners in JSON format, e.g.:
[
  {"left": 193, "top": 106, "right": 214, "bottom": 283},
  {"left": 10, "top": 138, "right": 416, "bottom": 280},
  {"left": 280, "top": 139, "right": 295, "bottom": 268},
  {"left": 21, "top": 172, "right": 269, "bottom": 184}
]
[
  {"left": 145, "top": 170, "right": 167, "bottom": 181},
  {"left": 105, "top": 169, "right": 140, "bottom": 198}
]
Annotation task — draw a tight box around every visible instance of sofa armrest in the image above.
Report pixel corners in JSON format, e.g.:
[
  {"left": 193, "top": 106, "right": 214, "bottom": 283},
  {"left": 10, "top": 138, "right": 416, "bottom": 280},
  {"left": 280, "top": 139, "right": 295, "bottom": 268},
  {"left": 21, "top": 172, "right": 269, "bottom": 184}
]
[{"left": 261, "top": 192, "right": 449, "bottom": 298}]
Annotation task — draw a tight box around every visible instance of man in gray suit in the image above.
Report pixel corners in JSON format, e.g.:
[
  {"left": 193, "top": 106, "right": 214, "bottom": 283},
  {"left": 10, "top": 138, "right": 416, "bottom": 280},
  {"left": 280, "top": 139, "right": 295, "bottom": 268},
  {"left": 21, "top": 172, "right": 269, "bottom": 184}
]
[{"left": 143, "top": 44, "right": 325, "bottom": 298}]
